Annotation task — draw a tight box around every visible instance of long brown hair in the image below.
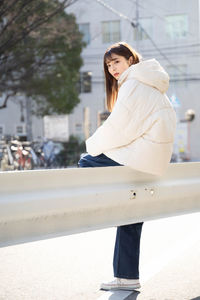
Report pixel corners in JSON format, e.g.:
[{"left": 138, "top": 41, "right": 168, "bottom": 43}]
[{"left": 104, "top": 42, "right": 141, "bottom": 112}]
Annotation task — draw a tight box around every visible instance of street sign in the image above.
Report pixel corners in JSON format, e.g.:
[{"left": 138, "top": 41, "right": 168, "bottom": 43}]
[{"left": 170, "top": 94, "right": 181, "bottom": 108}]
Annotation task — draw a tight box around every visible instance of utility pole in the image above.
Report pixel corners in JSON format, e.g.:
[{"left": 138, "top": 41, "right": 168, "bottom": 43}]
[
  {"left": 135, "top": 0, "right": 139, "bottom": 51},
  {"left": 84, "top": 106, "right": 90, "bottom": 140},
  {"left": 25, "top": 97, "right": 33, "bottom": 141}
]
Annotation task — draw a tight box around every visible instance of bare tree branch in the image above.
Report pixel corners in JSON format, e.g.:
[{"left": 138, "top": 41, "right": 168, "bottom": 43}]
[
  {"left": 0, "top": 93, "right": 13, "bottom": 109},
  {"left": 0, "top": 0, "right": 84, "bottom": 115}
]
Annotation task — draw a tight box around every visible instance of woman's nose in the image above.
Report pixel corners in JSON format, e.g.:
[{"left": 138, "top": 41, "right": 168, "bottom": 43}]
[{"left": 112, "top": 65, "right": 116, "bottom": 72}]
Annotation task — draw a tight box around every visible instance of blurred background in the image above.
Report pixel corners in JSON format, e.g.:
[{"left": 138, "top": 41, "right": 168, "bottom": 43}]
[{"left": 0, "top": 0, "right": 199, "bottom": 170}]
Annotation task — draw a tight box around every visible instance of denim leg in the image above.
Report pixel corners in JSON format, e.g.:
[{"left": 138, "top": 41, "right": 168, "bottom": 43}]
[
  {"left": 113, "top": 222, "right": 143, "bottom": 279},
  {"left": 78, "top": 153, "right": 122, "bottom": 168},
  {"left": 78, "top": 153, "right": 143, "bottom": 279}
]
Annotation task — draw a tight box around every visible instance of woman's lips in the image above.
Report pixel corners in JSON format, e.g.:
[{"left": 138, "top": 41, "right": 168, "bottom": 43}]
[{"left": 114, "top": 73, "right": 119, "bottom": 77}]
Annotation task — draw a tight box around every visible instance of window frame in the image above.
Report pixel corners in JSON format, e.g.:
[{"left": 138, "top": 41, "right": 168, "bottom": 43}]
[
  {"left": 165, "top": 14, "right": 189, "bottom": 40},
  {"left": 78, "top": 23, "right": 91, "bottom": 45},
  {"left": 15, "top": 124, "right": 26, "bottom": 136},
  {"left": 102, "top": 20, "right": 121, "bottom": 44},
  {"left": 78, "top": 71, "right": 92, "bottom": 94}
]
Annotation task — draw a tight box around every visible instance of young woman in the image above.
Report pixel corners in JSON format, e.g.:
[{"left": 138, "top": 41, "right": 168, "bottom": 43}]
[{"left": 78, "top": 42, "right": 176, "bottom": 291}]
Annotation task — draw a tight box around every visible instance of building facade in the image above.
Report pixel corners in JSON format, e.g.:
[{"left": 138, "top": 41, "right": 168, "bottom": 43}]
[
  {"left": 0, "top": 95, "right": 44, "bottom": 141},
  {"left": 67, "top": 0, "right": 200, "bottom": 161},
  {"left": 1, "top": 0, "right": 200, "bottom": 161}
]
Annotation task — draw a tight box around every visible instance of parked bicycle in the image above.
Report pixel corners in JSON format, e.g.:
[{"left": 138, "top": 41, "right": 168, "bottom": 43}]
[{"left": 0, "top": 137, "right": 63, "bottom": 171}]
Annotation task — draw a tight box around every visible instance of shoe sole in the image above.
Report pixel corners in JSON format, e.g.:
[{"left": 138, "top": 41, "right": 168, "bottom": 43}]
[{"left": 100, "top": 285, "right": 141, "bottom": 291}]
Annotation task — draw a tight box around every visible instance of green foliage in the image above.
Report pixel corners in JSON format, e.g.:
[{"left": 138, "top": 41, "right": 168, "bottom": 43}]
[
  {"left": 0, "top": 0, "right": 84, "bottom": 115},
  {"left": 58, "top": 135, "right": 86, "bottom": 167}
]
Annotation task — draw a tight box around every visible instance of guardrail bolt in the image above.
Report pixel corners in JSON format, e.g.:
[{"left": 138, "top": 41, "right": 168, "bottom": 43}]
[
  {"left": 150, "top": 189, "right": 154, "bottom": 196},
  {"left": 145, "top": 188, "right": 155, "bottom": 196},
  {"left": 130, "top": 190, "right": 137, "bottom": 200}
]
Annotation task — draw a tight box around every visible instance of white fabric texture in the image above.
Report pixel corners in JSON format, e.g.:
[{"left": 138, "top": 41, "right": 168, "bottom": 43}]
[{"left": 86, "top": 59, "right": 176, "bottom": 175}]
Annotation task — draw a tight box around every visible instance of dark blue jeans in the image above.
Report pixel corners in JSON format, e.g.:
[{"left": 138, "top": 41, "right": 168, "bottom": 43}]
[{"left": 78, "top": 153, "right": 143, "bottom": 279}]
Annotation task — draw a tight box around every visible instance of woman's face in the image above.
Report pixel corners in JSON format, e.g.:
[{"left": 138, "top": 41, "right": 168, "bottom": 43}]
[{"left": 106, "top": 54, "right": 131, "bottom": 80}]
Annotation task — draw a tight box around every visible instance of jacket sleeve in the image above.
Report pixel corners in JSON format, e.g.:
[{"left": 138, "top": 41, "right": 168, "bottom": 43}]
[{"left": 86, "top": 81, "right": 147, "bottom": 156}]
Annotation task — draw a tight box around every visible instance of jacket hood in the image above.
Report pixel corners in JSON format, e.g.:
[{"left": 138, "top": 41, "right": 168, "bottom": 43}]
[{"left": 118, "top": 59, "right": 169, "bottom": 93}]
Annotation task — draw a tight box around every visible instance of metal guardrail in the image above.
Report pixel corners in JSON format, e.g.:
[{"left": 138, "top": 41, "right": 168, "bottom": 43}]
[{"left": 0, "top": 162, "right": 200, "bottom": 247}]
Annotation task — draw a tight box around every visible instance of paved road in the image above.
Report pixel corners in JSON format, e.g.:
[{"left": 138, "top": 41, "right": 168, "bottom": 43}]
[{"left": 0, "top": 212, "right": 200, "bottom": 300}]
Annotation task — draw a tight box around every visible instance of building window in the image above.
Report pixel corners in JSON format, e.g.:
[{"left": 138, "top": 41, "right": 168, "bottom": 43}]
[
  {"left": 165, "top": 14, "right": 188, "bottom": 39},
  {"left": 78, "top": 72, "right": 92, "bottom": 93},
  {"left": 102, "top": 20, "right": 120, "bottom": 43},
  {"left": 16, "top": 126, "right": 23, "bottom": 134},
  {"left": 15, "top": 125, "right": 26, "bottom": 135},
  {"left": 79, "top": 23, "right": 90, "bottom": 45},
  {"left": 133, "top": 18, "right": 153, "bottom": 40}
]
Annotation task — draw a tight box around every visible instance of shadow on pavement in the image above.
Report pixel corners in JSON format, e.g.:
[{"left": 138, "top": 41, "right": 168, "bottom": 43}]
[
  {"left": 105, "top": 290, "right": 140, "bottom": 300},
  {"left": 124, "top": 291, "right": 140, "bottom": 299},
  {"left": 190, "top": 297, "right": 200, "bottom": 300}
]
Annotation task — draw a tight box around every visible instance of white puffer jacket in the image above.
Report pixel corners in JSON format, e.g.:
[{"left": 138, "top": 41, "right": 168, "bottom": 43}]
[{"left": 86, "top": 59, "right": 176, "bottom": 175}]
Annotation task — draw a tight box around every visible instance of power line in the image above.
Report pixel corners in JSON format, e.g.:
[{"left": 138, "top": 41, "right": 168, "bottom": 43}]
[
  {"left": 94, "top": 0, "right": 189, "bottom": 77},
  {"left": 138, "top": 0, "right": 200, "bottom": 34},
  {"left": 126, "top": 0, "right": 168, "bottom": 22},
  {"left": 82, "top": 49, "right": 200, "bottom": 60},
  {"left": 143, "top": 0, "right": 175, "bottom": 14},
  {"left": 142, "top": 43, "right": 200, "bottom": 52},
  {"left": 95, "top": 0, "right": 136, "bottom": 28},
  {"left": 79, "top": 42, "right": 200, "bottom": 52}
]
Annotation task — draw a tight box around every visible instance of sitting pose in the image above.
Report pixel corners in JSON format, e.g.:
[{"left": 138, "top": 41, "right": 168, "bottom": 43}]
[{"left": 78, "top": 42, "right": 176, "bottom": 291}]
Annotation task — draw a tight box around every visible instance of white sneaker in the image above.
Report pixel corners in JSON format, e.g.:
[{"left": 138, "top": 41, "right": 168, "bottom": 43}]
[{"left": 100, "top": 277, "right": 141, "bottom": 291}]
